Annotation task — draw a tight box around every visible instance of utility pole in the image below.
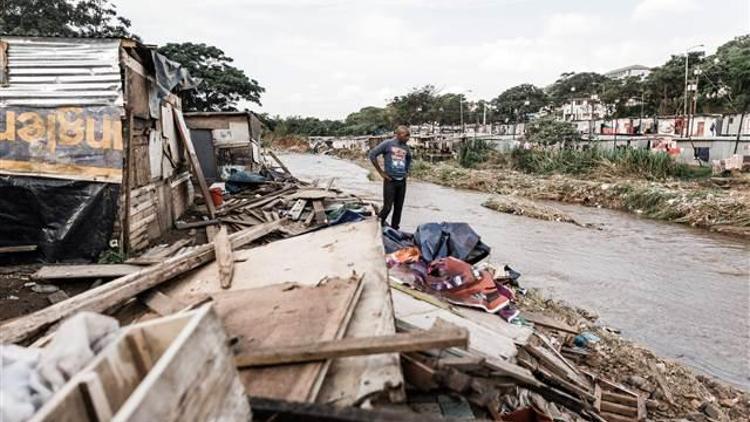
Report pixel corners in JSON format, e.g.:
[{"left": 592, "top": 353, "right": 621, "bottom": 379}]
[
  {"left": 459, "top": 98, "right": 464, "bottom": 133},
  {"left": 683, "top": 44, "right": 704, "bottom": 137}
]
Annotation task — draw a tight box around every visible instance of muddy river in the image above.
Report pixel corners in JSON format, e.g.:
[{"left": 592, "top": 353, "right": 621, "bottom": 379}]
[{"left": 280, "top": 153, "right": 750, "bottom": 390}]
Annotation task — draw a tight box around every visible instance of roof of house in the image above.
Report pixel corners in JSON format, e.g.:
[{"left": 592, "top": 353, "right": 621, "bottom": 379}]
[{"left": 605, "top": 64, "right": 652, "bottom": 76}]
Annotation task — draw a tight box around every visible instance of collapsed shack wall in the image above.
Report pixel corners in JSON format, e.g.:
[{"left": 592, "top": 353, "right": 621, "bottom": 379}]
[{"left": 0, "top": 36, "right": 195, "bottom": 261}]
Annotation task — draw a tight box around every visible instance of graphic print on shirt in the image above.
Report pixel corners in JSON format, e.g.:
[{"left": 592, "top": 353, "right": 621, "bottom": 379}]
[{"left": 390, "top": 146, "right": 407, "bottom": 171}]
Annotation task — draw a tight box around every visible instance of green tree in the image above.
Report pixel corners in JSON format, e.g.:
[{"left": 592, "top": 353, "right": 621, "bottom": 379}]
[
  {"left": 643, "top": 51, "right": 704, "bottom": 115},
  {"left": 159, "top": 42, "right": 265, "bottom": 111},
  {"left": 341, "top": 106, "right": 391, "bottom": 135},
  {"left": 431, "top": 93, "right": 464, "bottom": 126},
  {"left": 525, "top": 117, "right": 579, "bottom": 147},
  {"left": 599, "top": 76, "right": 647, "bottom": 118},
  {"left": 491, "top": 84, "right": 548, "bottom": 122},
  {"left": 703, "top": 36, "right": 750, "bottom": 113},
  {"left": 0, "top": 0, "right": 135, "bottom": 38},
  {"left": 547, "top": 72, "right": 607, "bottom": 106},
  {"left": 387, "top": 85, "right": 438, "bottom": 125}
]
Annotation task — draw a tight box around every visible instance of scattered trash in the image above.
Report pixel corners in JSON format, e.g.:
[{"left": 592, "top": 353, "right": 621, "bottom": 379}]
[{"left": 573, "top": 331, "right": 601, "bottom": 348}]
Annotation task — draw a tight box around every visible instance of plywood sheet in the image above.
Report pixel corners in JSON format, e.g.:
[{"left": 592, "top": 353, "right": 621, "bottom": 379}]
[
  {"left": 164, "top": 219, "right": 404, "bottom": 405},
  {"left": 211, "top": 277, "right": 361, "bottom": 402},
  {"left": 392, "top": 289, "right": 520, "bottom": 360}
]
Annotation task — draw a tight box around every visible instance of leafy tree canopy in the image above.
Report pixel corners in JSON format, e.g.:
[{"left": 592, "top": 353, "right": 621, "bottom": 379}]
[
  {"left": 547, "top": 72, "right": 607, "bottom": 106},
  {"left": 0, "top": 0, "right": 135, "bottom": 38},
  {"left": 159, "top": 42, "right": 265, "bottom": 112},
  {"left": 491, "top": 84, "right": 548, "bottom": 122}
]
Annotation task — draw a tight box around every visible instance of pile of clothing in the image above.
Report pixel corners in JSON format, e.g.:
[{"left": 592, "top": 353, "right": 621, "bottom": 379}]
[{"left": 383, "top": 222, "right": 523, "bottom": 322}]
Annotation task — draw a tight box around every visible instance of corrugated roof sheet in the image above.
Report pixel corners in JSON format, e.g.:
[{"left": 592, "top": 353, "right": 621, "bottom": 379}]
[{"left": 0, "top": 37, "right": 123, "bottom": 108}]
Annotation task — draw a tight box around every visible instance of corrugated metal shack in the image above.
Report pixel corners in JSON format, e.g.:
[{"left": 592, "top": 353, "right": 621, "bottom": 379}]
[
  {"left": 0, "top": 36, "right": 196, "bottom": 261},
  {"left": 183, "top": 111, "right": 263, "bottom": 183}
]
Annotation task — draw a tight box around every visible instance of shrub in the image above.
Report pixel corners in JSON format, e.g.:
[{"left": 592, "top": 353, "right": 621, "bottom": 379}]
[{"left": 457, "top": 138, "right": 493, "bottom": 168}]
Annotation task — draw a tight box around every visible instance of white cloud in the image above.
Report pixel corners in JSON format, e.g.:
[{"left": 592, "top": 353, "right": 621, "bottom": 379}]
[{"left": 633, "top": 0, "right": 698, "bottom": 20}]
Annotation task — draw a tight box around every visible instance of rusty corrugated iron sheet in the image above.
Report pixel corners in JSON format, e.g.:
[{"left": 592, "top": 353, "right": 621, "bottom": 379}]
[{"left": 0, "top": 37, "right": 123, "bottom": 108}]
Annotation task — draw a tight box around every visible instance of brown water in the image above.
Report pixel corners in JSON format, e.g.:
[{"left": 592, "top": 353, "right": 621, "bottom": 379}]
[{"left": 280, "top": 153, "right": 750, "bottom": 390}]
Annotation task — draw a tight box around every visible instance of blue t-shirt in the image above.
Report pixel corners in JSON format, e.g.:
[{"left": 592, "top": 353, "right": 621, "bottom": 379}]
[{"left": 368, "top": 138, "right": 412, "bottom": 180}]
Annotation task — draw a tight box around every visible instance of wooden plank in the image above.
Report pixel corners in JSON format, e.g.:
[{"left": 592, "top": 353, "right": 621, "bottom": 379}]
[
  {"left": 33, "top": 264, "right": 143, "bottom": 280},
  {"left": 0, "top": 220, "right": 284, "bottom": 344},
  {"left": 205, "top": 224, "right": 219, "bottom": 242},
  {"left": 289, "top": 199, "right": 306, "bottom": 221},
  {"left": 126, "top": 238, "right": 193, "bottom": 264},
  {"left": 601, "top": 401, "right": 638, "bottom": 417},
  {"left": 523, "top": 311, "right": 578, "bottom": 334},
  {"left": 139, "top": 290, "right": 186, "bottom": 316},
  {"left": 172, "top": 106, "right": 216, "bottom": 219},
  {"left": 602, "top": 390, "right": 638, "bottom": 406},
  {"left": 267, "top": 149, "right": 292, "bottom": 175},
  {"left": 213, "top": 227, "right": 234, "bottom": 289},
  {"left": 600, "top": 412, "right": 637, "bottom": 422},
  {"left": 312, "top": 200, "right": 327, "bottom": 224},
  {"left": 212, "top": 276, "right": 363, "bottom": 402},
  {"left": 287, "top": 189, "right": 339, "bottom": 200},
  {"left": 235, "top": 325, "right": 468, "bottom": 367},
  {"left": 392, "top": 289, "right": 519, "bottom": 360},
  {"left": 0, "top": 244, "right": 37, "bottom": 254}
]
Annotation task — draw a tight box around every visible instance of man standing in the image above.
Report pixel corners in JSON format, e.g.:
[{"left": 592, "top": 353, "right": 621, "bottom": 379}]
[{"left": 368, "top": 126, "right": 412, "bottom": 230}]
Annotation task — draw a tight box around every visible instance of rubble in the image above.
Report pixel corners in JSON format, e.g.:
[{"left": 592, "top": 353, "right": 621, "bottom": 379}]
[{"left": 1, "top": 150, "right": 748, "bottom": 421}]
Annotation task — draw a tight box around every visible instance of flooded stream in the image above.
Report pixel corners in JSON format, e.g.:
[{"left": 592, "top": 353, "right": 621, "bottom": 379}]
[{"left": 279, "top": 153, "right": 750, "bottom": 390}]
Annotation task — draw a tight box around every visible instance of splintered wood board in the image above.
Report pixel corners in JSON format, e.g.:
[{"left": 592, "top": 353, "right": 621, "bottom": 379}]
[
  {"left": 211, "top": 277, "right": 363, "bottom": 402},
  {"left": 163, "top": 219, "right": 404, "bottom": 406},
  {"left": 33, "top": 264, "right": 143, "bottom": 280}
]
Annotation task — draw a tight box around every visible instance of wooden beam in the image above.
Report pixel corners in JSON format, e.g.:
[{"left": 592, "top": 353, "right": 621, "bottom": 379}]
[
  {"left": 312, "top": 200, "right": 327, "bottom": 224},
  {"left": 0, "top": 220, "right": 284, "bottom": 344},
  {"left": 267, "top": 149, "right": 292, "bottom": 176},
  {"left": 213, "top": 226, "right": 234, "bottom": 289},
  {"left": 234, "top": 326, "right": 469, "bottom": 368},
  {"left": 522, "top": 311, "right": 578, "bottom": 334},
  {"left": 0, "top": 245, "right": 37, "bottom": 254},
  {"left": 172, "top": 106, "right": 216, "bottom": 219},
  {"left": 32, "top": 264, "right": 143, "bottom": 280}
]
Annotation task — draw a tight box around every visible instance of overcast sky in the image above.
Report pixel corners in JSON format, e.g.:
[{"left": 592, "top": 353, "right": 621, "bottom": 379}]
[{"left": 114, "top": 0, "right": 749, "bottom": 120}]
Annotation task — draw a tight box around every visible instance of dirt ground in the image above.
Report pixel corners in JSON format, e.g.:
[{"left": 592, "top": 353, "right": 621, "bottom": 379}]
[{"left": 0, "top": 265, "right": 93, "bottom": 322}]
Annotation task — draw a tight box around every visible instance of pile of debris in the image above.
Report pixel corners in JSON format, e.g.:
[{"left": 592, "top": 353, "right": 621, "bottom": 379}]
[{"left": 1, "top": 155, "right": 743, "bottom": 421}]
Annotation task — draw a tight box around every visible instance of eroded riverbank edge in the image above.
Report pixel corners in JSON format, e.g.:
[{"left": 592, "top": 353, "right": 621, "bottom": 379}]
[{"left": 322, "top": 147, "right": 750, "bottom": 239}]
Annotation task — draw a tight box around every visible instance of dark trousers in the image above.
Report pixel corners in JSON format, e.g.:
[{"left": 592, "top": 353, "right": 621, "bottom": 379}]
[{"left": 380, "top": 178, "right": 406, "bottom": 230}]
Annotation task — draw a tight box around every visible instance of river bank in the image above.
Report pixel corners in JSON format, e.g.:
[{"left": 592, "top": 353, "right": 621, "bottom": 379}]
[
  {"left": 278, "top": 152, "right": 749, "bottom": 397},
  {"left": 323, "top": 147, "right": 750, "bottom": 238},
  {"left": 516, "top": 288, "right": 750, "bottom": 420}
]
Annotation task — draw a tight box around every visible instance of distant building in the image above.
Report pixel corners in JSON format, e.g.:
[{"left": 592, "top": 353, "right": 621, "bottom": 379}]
[
  {"left": 605, "top": 64, "right": 651, "bottom": 80},
  {"left": 560, "top": 97, "right": 607, "bottom": 122}
]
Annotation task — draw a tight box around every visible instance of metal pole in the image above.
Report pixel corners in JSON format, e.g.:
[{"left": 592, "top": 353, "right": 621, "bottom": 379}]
[
  {"left": 460, "top": 98, "right": 464, "bottom": 133},
  {"left": 683, "top": 49, "right": 689, "bottom": 137}
]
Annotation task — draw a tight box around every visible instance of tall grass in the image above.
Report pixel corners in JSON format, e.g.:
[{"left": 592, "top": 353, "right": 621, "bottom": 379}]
[
  {"left": 510, "top": 147, "right": 709, "bottom": 180},
  {"left": 457, "top": 138, "right": 493, "bottom": 168}
]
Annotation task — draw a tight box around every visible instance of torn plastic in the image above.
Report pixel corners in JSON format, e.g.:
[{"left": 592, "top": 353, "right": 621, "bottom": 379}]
[
  {"left": 0, "top": 175, "right": 119, "bottom": 263},
  {"left": 149, "top": 51, "right": 200, "bottom": 118}
]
